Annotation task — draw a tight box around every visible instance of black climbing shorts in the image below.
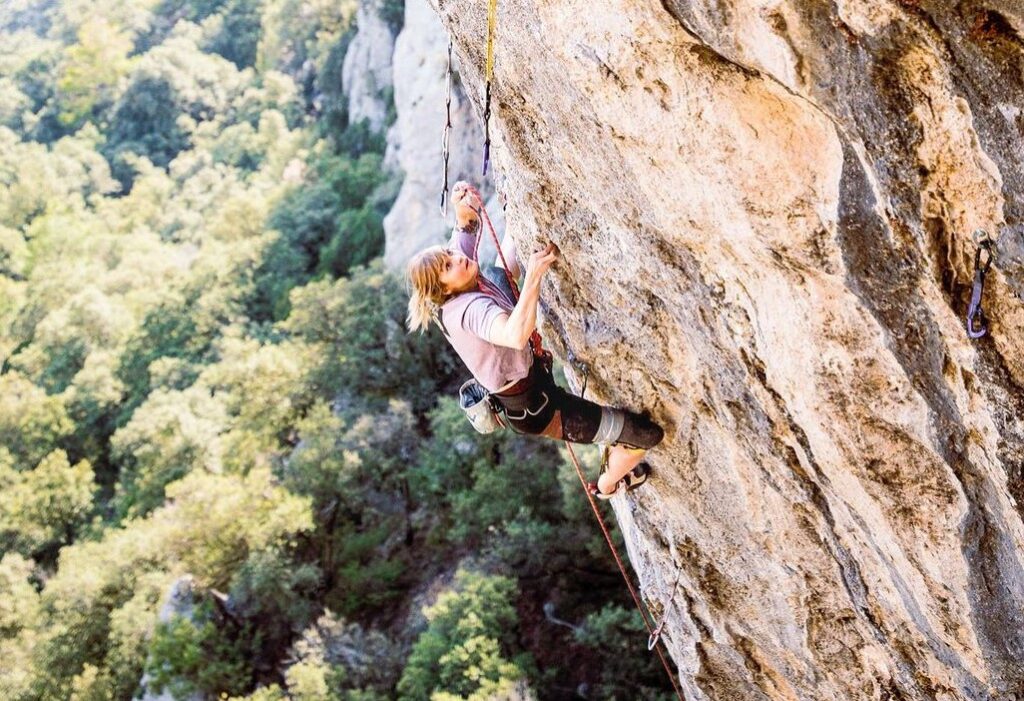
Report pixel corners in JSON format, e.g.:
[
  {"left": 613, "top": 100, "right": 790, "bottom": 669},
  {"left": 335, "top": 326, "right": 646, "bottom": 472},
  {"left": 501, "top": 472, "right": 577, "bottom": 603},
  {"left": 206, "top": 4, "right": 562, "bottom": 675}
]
[{"left": 492, "top": 357, "right": 664, "bottom": 449}]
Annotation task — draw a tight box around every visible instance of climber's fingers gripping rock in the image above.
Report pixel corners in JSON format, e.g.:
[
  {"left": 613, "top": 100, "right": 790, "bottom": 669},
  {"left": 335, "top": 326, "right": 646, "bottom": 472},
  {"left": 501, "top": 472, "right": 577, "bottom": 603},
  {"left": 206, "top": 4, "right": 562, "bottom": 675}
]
[{"left": 525, "top": 243, "right": 559, "bottom": 286}]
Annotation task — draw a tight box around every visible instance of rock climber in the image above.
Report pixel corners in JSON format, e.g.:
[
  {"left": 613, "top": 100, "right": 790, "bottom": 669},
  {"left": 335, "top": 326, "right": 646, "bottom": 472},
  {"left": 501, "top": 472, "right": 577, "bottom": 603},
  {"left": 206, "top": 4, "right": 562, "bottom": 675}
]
[{"left": 406, "top": 181, "right": 664, "bottom": 498}]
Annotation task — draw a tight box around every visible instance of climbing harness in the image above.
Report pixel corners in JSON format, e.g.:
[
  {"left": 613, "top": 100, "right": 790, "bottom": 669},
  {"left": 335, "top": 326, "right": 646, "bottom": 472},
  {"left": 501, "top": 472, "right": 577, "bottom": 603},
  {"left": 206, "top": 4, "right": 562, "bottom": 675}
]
[
  {"left": 479, "top": 0, "right": 495, "bottom": 176},
  {"left": 439, "top": 40, "right": 454, "bottom": 218},
  {"left": 648, "top": 564, "right": 684, "bottom": 651},
  {"left": 966, "top": 230, "right": 994, "bottom": 339}
]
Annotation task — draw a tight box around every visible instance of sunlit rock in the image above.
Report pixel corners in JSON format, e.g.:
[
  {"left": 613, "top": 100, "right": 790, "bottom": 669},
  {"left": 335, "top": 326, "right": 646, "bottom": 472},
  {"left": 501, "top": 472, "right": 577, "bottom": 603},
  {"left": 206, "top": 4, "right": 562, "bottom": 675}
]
[{"left": 428, "top": 0, "right": 1024, "bottom": 698}]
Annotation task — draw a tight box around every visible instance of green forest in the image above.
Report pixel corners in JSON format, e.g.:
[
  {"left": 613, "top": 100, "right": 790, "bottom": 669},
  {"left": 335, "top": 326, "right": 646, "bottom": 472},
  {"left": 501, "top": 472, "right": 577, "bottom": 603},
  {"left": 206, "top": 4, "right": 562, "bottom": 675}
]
[{"left": 0, "top": 1, "right": 671, "bottom": 698}]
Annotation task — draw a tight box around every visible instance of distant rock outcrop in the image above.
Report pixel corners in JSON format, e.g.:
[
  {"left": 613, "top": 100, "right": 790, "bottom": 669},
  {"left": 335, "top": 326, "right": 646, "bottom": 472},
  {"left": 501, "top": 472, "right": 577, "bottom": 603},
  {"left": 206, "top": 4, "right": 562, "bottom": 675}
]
[
  {"left": 137, "top": 576, "right": 202, "bottom": 701},
  {"left": 428, "top": 0, "right": 1024, "bottom": 699},
  {"left": 341, "top": 0, "right": 397, "bottom": 132}
]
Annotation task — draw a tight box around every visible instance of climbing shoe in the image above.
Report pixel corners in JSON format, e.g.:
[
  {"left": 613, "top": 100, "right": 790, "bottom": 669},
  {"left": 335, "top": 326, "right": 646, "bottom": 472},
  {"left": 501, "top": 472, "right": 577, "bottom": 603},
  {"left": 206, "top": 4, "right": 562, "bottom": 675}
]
[{"left": 588, "top": 463, "right": 651, "bottom": 500}]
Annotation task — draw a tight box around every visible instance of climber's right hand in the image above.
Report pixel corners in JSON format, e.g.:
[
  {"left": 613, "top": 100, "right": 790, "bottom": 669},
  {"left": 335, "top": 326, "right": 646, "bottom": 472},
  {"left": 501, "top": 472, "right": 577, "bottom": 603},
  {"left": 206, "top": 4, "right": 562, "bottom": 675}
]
[{"left": 525, "top": 243, "right": 559, "bottom": 285}]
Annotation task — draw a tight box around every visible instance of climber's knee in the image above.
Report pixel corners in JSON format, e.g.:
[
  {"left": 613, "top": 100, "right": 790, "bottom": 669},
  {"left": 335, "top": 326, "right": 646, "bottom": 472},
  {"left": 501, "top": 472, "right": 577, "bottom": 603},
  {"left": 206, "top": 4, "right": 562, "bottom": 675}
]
[
  {"left": 617, "top": 411, "right": 664, "bottom": 450},
  {"left": 593, "top": 408, "right": 664, "bottom": 450},
  {"left": 592, "top": 407, "right": 624, "bottom": 444}
]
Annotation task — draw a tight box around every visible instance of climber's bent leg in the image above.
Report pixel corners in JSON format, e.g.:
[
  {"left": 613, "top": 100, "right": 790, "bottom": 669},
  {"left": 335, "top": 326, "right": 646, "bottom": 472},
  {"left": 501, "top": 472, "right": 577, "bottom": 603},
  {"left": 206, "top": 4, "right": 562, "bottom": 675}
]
[
  {"left": 591, "top": 408, "right": 664, "bottom": 494},
  {"left": 498, "top": 380, "right": 664, "bottom": 447},
  {"left": 529, "top": 390, "right": 665, "bottom": 495},
  {"left": 493, "top": 365, "right": 665, "bottom": 493}
]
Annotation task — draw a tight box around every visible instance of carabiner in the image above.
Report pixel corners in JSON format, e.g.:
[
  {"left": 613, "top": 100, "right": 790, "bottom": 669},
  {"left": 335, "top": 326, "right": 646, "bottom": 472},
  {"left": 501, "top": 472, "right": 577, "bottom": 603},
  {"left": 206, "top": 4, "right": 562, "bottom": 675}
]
[
  {"left": 648, "top": 619, "right": 666, "bottom": 651},
  {"left": 966, "top": 235, "right": 993, "bottom": 339}
]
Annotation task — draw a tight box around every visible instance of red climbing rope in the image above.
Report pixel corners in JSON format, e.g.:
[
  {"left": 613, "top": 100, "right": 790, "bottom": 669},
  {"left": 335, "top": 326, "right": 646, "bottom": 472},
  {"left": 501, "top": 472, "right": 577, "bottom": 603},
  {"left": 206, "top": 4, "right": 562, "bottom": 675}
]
[{"left": 465, "top": 185, "right": 686, "bottom": 701}]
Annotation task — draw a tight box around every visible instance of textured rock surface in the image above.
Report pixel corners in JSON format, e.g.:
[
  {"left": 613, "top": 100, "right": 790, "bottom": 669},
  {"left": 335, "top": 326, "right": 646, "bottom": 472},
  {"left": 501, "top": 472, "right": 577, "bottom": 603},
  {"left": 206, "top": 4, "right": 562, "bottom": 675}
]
[
  {"left": 429, "top": 0, "right": 1024, "bottom": 698},
  {"left": 381, "top": 0, "right": 502, "bottom": 271},
  {"left": 342, "top": 0, "right": 396, "bottom": 131}
]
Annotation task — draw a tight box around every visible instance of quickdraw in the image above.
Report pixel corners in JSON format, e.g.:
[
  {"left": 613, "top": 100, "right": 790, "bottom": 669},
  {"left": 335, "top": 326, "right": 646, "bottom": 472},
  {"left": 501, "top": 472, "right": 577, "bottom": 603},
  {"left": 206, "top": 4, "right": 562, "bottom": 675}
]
[
  {"left": 567, "top": 346, "right": 682, "bottom": 697},
  {"left": 966, "top": 230, "right": 994, "bottom": 339},
  {"left": 439, "top": 40, "right": 454, "bottom": 218},
  {"left": 563, "top": 442, "right": 687, "bottom": 700},
  {"left": 482, "top": 0, "right": 498, "bottom": 175},
  {"left": 648, "top": 564, "right": 684, "bottom": 651}
]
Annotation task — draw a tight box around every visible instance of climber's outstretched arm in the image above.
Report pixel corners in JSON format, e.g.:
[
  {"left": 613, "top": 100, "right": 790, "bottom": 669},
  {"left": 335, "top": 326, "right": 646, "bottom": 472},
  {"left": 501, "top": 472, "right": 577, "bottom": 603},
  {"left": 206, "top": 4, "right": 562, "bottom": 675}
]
[{"left": 452, "top": 180, "right": 522, "bottom": 278}]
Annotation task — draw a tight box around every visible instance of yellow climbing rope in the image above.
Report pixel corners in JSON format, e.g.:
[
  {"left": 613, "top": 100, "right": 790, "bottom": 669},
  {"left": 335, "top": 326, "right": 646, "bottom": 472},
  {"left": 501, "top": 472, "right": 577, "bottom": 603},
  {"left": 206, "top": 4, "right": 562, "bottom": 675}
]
[{"left": 485, "top": 0, "right": 498, "bottom": 82}]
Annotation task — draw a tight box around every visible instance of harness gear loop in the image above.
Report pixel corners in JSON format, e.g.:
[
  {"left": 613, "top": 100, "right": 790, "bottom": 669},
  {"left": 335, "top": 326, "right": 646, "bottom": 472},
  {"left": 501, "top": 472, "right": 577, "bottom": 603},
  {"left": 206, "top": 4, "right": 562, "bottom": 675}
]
[
  {"left": 464, "top": 183, "right": 545, "bottom": 358},
  {"left": 648, "top": 564, "right": 684, "bottom": 651},
  {"left": 439, "top": 40, "right": 454, "bottom": 218},
  {"left": 482, "top": 0, "right": 498, "bottom": 175},
  {"left": 966, "top": 231, "right": 994, "bottom": 339}
]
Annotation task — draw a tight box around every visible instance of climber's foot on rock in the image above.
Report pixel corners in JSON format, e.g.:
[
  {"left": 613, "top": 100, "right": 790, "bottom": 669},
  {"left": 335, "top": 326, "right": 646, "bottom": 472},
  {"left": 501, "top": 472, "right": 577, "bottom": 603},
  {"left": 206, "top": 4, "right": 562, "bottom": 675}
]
[{"left": 588, "top": 463, "right": 651, "bottom": 500}]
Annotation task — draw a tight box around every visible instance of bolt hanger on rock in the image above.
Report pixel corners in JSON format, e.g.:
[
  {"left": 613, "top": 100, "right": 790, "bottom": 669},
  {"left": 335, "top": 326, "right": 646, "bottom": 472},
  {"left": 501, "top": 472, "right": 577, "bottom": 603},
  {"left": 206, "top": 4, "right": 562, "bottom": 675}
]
[{"left": 966, "top": 230, "right": 994, "bottom": 339}]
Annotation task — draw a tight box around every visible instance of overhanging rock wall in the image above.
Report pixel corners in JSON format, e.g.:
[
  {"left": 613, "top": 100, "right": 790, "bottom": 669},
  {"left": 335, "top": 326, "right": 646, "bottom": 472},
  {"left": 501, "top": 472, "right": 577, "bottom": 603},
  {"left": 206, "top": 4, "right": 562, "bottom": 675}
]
[{"left": 430, "top": 0, "right": 1024, "bottom": 698}]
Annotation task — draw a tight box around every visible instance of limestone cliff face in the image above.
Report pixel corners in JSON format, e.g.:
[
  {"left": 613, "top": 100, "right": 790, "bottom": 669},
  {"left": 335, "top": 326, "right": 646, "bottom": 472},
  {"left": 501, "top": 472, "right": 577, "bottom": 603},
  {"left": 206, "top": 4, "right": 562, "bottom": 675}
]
[{"left": 428, "top": 0, "right": 1024, "bottom": 699}]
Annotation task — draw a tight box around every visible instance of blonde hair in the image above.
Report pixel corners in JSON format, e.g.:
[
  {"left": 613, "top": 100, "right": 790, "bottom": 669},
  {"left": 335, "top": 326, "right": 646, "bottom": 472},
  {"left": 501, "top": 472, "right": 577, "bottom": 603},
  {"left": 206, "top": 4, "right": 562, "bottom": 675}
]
[{"left": 406, "top": 245, "right": 451, "bottom": 332}]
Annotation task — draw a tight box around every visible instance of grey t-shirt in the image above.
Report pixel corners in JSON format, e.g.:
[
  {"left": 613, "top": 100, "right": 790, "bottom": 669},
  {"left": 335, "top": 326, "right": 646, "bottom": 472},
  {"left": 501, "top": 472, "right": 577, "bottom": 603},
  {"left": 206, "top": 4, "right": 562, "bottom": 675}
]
[{"left": 439, "top": 225, "right": 532, "bottom": 392}]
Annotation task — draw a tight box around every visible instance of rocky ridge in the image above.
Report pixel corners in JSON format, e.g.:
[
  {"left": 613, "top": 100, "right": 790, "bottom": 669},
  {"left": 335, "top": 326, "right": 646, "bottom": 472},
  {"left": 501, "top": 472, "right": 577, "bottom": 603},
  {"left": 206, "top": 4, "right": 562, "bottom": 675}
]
[{"left": 424, "top": 0, "right": 1024, "bottom": 699}]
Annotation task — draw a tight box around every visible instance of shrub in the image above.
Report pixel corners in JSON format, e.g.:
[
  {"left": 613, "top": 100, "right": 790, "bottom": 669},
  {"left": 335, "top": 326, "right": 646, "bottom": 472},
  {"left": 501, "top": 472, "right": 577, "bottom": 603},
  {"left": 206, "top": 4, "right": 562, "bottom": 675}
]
[
  {"left": 380, "top": 0, "right": 404, "bottom": 34},
  {"left": 0, "top": 450, "right": 95, "bottom": 559},
  {"left": 397, "top": 570, "right": 530, "bottom": 700},
  {"left": 146, "top": 601, "right": 254, "bottom": 699}
]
